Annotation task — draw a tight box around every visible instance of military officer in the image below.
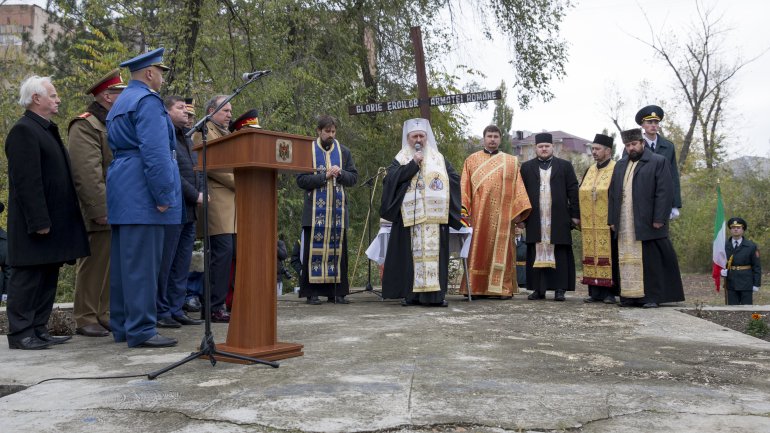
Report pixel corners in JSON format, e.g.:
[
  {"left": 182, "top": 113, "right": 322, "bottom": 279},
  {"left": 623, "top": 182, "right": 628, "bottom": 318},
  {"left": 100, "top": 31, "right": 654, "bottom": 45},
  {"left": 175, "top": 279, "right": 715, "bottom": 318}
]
[
  {"left": 723, "top": 217, "right": 761, "bottom": 305},
  {"left": 107, "top": 48, "right": 182, "bottom": 348},
  {"left": 68, "top": 68, "right": 126, "bottom": 338},
  {"left": 634, "top": 105, "right": 682, "bottom": 217}
]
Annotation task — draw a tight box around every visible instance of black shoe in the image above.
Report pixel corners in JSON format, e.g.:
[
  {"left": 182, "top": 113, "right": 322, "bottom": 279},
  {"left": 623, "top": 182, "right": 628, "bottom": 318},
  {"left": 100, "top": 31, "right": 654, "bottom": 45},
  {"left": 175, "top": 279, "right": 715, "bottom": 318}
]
[
  {"left": 554, "top": 290, "right": 566, "bottom": 301},
  {"left": 401, "top": 299, "right": 420, "bottom": 306},
  {"left": 172, "top": 314, "right": 203, "bottom": 325},
  {"left": 137, "top": 334, "right": 178, "bottom": 348},
  {"left": 211, "top": 309, "right": 231, "bottom": 322},
  {"left": 8, "top": 336, "right": 53, "bottom": 350},
  {"left": 498, "top": 296, "right": 513, "bottom": 300},
  {"left": 618, "top": 301, "right": 636, "bottom": 307},
  {"left": 583, "top": 297, "right": 598, "bottom": 303},
  {"left": 306, "top": 296, "right": 323, "bottom": 305},
  {"left": 36, "top": 332, "right": 72, "bottom": 345},
  {"left": 334, "top": 296, "right": 350, "bottom": 304},
  {"left": 527, "top": 291, "right": 545, "bottom": 300},
  {"left": 76, "top": 323, "right": 110, "bottom": 337},
  {"left": 432, "top": 300, "right": 449, "bottom": 307},
  {"left": 642, "top": 302, "right": 659, "bottom": 309},
  {"left": 183, "top": 297, "right": 202, "bottom": 313},
  {"left": 157, "top": 317, "right": 182, "bottom": 328},
  {"left": 603, "top": 296, "right": 617, "bottom": 304}
]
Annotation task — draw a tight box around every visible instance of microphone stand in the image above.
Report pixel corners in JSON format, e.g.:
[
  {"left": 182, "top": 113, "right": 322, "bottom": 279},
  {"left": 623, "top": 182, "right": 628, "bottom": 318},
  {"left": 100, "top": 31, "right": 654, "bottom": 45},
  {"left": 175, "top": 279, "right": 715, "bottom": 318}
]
[
  {"left": 348, "top": 168, "right": 385, "bottom": 299},
  {"left": 149, "top": 74, "right": 277, "bottom": 379}
]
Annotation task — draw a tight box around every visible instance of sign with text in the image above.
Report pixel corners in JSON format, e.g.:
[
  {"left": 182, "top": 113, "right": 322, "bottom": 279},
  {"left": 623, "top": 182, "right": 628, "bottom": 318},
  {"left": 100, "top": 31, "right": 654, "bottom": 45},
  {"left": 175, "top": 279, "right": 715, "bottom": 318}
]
[{"left": 348, "top": 90, "right": 502, "bottom": 115}]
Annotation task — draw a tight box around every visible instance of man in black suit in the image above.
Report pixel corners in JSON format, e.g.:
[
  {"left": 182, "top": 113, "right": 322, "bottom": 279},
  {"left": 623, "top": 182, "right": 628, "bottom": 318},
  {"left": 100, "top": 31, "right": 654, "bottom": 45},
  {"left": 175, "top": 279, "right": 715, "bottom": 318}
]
[
  {"left": 4, "top": 76, "right": 90, "bottom": 349},
  {"left": 722, "top": 217, "right": 761, "bottom": 305},
  {"left": 608, "top": 129, "right": 684, "bottom": 308},
  {"left": 520, "top": 133, "right": 580, "bottom": 301},
  {"left": 635, "top": 105, "right": 681, "bottom": 217}
]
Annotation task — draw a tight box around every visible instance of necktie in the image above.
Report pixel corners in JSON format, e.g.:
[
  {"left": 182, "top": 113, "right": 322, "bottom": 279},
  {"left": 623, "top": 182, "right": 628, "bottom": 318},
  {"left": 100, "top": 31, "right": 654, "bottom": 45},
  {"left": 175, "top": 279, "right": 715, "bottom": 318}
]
[{"left": 734, "top": 240, "right": 738, "bottom": 249}]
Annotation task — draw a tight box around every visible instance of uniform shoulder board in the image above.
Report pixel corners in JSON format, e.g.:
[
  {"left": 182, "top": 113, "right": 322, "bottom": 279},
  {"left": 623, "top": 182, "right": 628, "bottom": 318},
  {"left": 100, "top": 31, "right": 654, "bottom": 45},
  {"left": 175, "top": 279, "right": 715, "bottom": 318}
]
[{"left": 77, "top": 112, "right": 92, "bottom": 119}]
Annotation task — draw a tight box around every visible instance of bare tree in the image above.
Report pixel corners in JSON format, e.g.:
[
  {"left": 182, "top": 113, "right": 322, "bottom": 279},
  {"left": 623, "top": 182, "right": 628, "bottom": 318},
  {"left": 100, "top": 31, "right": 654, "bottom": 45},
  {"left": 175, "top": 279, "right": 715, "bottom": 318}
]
[
  {"left": 602, "top": 80, "right": 625, "bottom": 136},
  {"left": 635, "top": 1, "right": 768, "bottom": 171}
]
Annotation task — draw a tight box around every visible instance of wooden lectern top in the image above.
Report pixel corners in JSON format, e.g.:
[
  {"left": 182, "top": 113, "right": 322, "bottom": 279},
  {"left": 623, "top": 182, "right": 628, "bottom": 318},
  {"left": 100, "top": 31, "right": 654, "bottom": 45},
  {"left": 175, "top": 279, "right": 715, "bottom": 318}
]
[{"left": 193, "top": 128, "right": 314, "bottom": 174}]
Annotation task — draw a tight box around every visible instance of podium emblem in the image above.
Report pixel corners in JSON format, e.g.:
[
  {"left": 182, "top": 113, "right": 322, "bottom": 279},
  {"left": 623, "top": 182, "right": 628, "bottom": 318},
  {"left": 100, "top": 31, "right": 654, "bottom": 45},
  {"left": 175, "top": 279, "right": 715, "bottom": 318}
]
[{"left": 276, "top": 139, "right": 293, "bottom": 163}]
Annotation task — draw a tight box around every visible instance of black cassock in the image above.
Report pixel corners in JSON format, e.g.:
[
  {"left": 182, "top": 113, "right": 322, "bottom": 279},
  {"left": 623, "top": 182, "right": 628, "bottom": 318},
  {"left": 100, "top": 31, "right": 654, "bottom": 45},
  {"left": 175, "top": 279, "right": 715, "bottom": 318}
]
[
  {"left": 379, "top": 158, "right": 462, "bottom": 303},
  {"left": 608, "top": 149, "right": 684, "bottom": 305},
  {"left": 520, "top": 157, "right": 580, "bottom": 293}
]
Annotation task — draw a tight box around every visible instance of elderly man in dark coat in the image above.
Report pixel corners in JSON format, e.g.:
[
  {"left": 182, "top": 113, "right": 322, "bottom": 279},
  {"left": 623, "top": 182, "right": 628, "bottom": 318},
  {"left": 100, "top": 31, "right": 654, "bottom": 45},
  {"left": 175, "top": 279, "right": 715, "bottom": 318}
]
[
  {"left": 4, "top": 75, "right": 90, "bottom": 350},
  {"left": 520, "top": 133, "right": 580, "bottom": 301},
  {"left": 608, "top": 129, "right": 684, "bottom": 308}
]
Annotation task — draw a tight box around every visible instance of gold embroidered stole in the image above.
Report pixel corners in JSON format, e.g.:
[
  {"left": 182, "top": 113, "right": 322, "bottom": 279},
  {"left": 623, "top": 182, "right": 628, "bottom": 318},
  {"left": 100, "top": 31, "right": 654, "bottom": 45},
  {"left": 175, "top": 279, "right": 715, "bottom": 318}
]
[
  {"left": 618, "top": 161, "right": 644, "bottom": 298},
  {"left": 397, "top": 150, "right": 449, "bottom": 293},
  {"left": 579, "top": 160, "right": 615, "bottom": 286},
  {"left": 308, "top": 139, "right": 345, "bottom": 284},
  {"left": 534, "top": 167, "right": 556, "bottom": 268}
]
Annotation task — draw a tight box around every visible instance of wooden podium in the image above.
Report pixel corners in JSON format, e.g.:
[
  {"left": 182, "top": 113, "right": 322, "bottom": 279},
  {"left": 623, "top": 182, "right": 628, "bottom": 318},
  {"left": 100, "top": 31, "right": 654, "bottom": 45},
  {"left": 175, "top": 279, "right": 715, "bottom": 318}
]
[{"left": 195, "top": 128, "right": 313, "bottom": 362}]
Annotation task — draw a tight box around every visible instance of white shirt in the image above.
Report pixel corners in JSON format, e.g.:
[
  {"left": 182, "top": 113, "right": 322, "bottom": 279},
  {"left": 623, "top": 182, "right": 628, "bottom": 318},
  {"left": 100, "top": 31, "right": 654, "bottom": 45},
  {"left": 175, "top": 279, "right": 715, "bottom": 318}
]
[{"left": 643, "top": 134, "right": 657, "bottom": 151}]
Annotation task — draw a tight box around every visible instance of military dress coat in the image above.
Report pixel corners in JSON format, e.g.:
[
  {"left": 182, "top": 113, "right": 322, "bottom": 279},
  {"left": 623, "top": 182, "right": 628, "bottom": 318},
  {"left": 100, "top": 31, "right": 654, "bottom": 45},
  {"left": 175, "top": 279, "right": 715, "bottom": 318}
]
[
  {"left": 68, "top": 105, "right": 113, "bottom": 232},
  {"left": 4, "top": 111, "right": 90, "bottom": 266},
  {"left": 654, "top": 135, "right": 681, "bottom": 209},
  {"left": 725, "top": 238, "right": 762, "bottom": 292},
  {"left": 106, "top": 80, "right": 182, "bottom": 225}
]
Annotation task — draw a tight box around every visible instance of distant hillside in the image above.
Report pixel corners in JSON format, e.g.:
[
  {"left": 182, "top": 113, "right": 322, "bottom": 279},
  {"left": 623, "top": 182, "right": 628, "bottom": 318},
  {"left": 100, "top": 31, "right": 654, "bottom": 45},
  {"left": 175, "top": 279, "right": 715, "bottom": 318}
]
[{"left": 721, "top": 156, "right": 770, "bottom": 178}]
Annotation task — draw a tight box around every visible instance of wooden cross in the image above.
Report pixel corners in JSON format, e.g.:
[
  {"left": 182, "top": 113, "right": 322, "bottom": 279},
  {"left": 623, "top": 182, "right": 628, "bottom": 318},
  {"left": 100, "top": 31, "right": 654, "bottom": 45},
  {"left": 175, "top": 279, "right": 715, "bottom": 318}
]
[{"left": 348, "top": 27, "right": 501, "bottom": 120}]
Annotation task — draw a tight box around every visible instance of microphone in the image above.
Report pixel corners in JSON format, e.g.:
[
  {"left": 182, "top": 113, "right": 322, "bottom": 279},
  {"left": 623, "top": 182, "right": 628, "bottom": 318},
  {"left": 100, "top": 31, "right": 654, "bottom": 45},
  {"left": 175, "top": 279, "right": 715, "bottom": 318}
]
[
  {"left": 241, "top": 70, "right": 272, "bottom": 81},
  {"left": 414, "top": 142, "right": 422, "bottom": 152}
]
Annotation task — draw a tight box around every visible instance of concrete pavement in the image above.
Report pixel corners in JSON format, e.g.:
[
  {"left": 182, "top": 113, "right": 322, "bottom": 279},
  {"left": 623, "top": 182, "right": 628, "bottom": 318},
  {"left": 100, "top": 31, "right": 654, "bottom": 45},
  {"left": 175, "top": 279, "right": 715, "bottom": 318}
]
[{"left": 1, "top": 292, "right": 769, "bottom": 432}]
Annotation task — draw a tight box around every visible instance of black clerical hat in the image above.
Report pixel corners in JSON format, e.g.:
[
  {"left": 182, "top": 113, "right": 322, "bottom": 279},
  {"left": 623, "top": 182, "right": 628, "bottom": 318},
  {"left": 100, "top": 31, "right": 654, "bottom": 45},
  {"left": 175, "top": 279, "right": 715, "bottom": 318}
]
[
  {"left": 728, "top": 217, "right": 747, "bottom": 230},
  {"left": 635, "top": 105, "right": 665, "bottom": 125},
  {"left": 592, "top": 134, "right": 613, "bottom": 148},
  {"left": 535, "top": 133, "right": 553, "bottom": 144},
  {"left": 621, "top": 128, "right": 643, "bottom": 144}
]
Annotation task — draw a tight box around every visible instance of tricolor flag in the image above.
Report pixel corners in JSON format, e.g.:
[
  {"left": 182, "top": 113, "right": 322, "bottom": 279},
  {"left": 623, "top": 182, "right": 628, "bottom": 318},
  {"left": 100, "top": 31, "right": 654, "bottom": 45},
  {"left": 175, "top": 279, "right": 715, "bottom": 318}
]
[{"left": 712, "top": 184, "right": 727, "bottom": 292}]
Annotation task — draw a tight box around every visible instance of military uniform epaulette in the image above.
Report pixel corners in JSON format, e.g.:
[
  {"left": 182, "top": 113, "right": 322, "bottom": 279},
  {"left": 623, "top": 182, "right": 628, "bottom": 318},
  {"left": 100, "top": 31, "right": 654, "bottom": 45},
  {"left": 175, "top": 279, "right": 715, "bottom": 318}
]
[{"left": 77, "top": 112, "right": 92, "bottom": 119}]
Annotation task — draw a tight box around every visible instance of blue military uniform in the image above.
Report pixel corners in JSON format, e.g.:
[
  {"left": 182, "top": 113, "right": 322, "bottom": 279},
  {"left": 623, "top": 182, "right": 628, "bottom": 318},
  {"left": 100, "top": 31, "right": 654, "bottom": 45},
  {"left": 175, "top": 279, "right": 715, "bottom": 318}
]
[{"left": 107, "top": 48, "right": 182, "bottom": 347}]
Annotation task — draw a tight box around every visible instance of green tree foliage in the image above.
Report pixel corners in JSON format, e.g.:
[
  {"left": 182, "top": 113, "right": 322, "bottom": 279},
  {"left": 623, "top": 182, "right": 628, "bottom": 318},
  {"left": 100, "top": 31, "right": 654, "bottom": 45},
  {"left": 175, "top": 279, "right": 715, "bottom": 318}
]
[
  {"left": 491, "top": 80, "right": 513, "bottom": 153},
  {"left": 671, "top": 164, "right": 770, "bottom": 273},
  {"left": 3, "top": 0, "right": 571, "bottom": 288}
]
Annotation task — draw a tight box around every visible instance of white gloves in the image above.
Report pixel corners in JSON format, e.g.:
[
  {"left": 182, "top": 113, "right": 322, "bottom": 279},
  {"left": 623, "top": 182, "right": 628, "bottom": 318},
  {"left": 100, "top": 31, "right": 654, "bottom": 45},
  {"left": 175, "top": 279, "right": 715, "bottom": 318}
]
[
  {"left": 753, "top": 286, "right": 760, "bottom": 292},
  {"left": 669, "top": 208, "right": 680, "bottom": 220},
  {"left": 720, "top": 269, "right": 728, "bottom": 277}
]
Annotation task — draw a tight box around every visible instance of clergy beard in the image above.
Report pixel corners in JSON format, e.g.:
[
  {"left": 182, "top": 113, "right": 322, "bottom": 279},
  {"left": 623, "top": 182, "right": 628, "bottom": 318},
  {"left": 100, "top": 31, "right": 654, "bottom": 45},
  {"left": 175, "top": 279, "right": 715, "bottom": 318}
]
[
  {"left": 629, "top": 150, "right": 642, "bottom": 162},
  {"left": 321, "top": 138, "right": 334, "bottom": 149}
]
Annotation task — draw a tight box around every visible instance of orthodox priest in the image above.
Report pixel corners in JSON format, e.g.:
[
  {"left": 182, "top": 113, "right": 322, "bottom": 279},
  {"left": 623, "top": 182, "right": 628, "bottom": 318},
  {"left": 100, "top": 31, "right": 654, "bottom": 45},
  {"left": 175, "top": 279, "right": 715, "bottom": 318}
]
[
  {"left": 380, "top": 118, "right": 462, "bottom": 307},
  {"left": 608, "top": 129, "right": 684, "bottom": 308},
  {"left": 460, "top": 125, "right": 531, "bottom": 298},
  {"left": 296, "top": 115, "right": 358, "bottom": 305},
  {"left": 579, "top": 134, "right": 620, "bottom": 304},
  {"left": 520, "top": 133, "right": 580, "bottom": 301}
]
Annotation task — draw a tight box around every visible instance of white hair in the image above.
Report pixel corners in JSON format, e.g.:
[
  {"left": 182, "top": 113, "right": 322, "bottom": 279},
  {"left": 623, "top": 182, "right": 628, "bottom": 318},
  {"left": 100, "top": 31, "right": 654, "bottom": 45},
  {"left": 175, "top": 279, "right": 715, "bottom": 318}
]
[{"left": 18, "top": 75, "right": 53, "bottom": 108}]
